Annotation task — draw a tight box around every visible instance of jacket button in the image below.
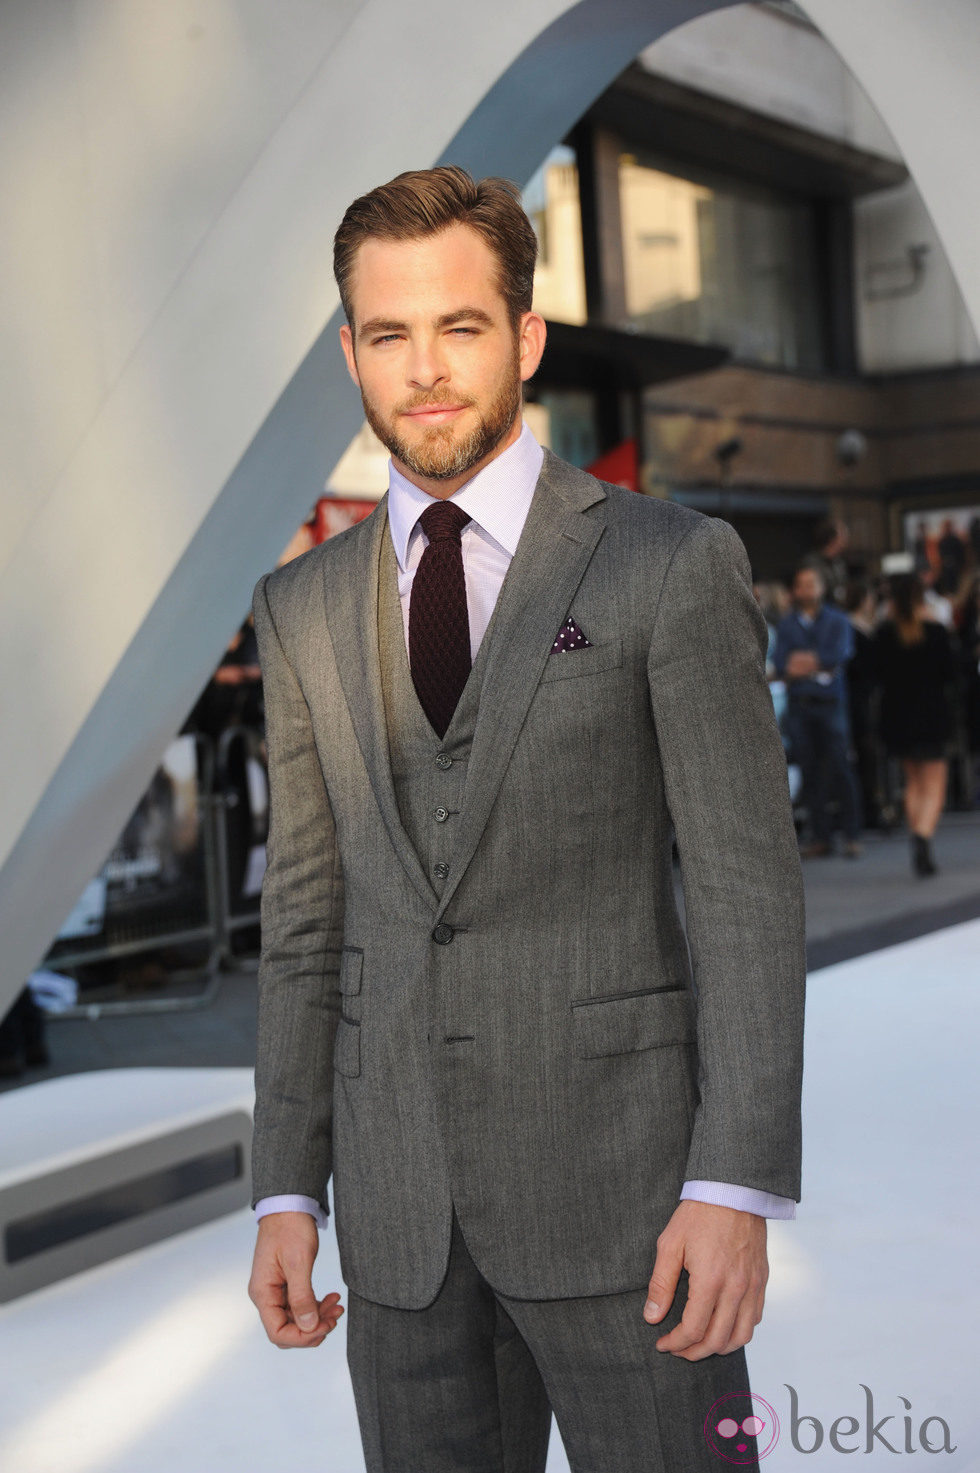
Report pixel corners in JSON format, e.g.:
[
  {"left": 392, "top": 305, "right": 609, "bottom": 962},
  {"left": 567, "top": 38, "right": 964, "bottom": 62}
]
[
  {"left": 434, "top": 806, "right": 450, "bottom": 823},
  {"left": 432, "top": 923, "right": 455, "bottom": 945},
  {"left": 435, "top": 753, "right": 453, "bottom": 770},
  {"left": 433, "top": 862, "right": 450, "bottom": 879}
]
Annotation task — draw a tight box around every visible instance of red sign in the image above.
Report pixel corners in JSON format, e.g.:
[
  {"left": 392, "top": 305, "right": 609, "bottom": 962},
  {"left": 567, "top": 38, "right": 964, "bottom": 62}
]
[
  {"left": 312, "top": 496, "right": 379, "bottom": 544},
  {"left": 587, "top": 439, "right": 639, "bottom": 492}
]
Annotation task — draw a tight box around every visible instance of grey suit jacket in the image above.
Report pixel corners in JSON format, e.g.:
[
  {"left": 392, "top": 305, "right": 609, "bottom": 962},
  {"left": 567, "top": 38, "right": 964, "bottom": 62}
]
[{"left": 251, "top": 450, "right": 806, "bottom": 1310}]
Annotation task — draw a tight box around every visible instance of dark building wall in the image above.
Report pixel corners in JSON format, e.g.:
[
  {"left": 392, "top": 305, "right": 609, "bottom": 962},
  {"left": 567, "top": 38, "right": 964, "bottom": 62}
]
[{"left": 643, "top": 362, "right": 980, "bottom": 579}]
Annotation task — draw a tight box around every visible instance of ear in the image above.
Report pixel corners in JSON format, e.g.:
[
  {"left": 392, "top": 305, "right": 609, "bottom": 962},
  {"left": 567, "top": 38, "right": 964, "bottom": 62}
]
[
  {"left": 339, "top": 323, "right": 361, "bottom": 389},
  {"left": 517, "top": 312, "right": 547, "bottom": 383}
]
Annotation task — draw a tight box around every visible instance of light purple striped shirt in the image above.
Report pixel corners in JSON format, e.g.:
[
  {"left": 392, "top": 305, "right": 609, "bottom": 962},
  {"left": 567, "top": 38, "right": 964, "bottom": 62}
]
[{"left": 256, "top": 424, "right": 795, "bottom": 1226}]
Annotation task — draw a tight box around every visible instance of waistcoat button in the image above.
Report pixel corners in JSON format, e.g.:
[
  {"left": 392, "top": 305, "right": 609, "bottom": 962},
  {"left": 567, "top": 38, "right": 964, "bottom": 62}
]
[
  {"left": 434, "top": 806, "right": 450, "bottom": 823},
  {"left": 435, "top": 753, "right": 453, "bottom": 770}
]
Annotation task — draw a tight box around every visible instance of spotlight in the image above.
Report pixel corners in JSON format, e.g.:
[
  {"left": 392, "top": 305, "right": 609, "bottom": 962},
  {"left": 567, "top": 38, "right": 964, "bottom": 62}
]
[{"left": 836, "top": 429, "right": 867, "bottom": 467}]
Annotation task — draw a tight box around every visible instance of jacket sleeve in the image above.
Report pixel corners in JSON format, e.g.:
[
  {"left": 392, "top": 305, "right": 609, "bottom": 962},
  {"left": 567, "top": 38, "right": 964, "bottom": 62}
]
[
  {"left": 647, "top": 516, "right": 806, "bottom": 1200},
  {"left": 250, "top": 572, "right": 345, "bottom": 1215}
]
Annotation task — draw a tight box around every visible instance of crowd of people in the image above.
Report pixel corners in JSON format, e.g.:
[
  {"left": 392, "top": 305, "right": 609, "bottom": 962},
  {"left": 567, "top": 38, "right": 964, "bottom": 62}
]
[{"left": 756, "top": 517, "right": 980, "bottom": 877}]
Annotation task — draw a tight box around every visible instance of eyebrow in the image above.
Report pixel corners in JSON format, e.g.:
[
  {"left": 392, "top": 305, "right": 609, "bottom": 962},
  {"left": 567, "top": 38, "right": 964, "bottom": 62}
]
[
  {"left": 437, "top": 308, "right": 495, "bottom": 329},
  {"left": 358, "top": 317, "right": 408, "bottom": 338},
  {"left": 358, "top": 307, "right": 496, "bottom": 339}
]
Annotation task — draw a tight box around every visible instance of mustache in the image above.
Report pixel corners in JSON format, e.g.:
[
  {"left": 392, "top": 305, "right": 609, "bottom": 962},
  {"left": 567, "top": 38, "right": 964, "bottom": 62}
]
[{"left": 397, "top": 390, "right": 475, "bottom": 413}]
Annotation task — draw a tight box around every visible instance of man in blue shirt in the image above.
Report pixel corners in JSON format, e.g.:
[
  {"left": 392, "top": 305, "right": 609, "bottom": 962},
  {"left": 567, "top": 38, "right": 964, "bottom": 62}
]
[{"left": 774, "top": 565, "right": 862, "bottom": 857}]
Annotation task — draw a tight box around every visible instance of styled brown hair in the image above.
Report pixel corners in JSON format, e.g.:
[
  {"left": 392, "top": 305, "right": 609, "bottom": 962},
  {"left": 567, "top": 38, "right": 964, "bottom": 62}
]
[{"left": 334, "top": 165, "right": 537, "bottom": 330}]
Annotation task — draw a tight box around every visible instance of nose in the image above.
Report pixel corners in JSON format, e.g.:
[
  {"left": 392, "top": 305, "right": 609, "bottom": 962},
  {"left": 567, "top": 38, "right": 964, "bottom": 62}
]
[{"left": 406, "top": 333, "right": 449, "bottom": 391}]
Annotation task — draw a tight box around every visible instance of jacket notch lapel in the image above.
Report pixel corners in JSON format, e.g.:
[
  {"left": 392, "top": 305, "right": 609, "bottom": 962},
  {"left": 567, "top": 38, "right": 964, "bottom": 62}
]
[
  {"left": 322, "top": 501, "right": 439, "bottom": 909},
  {"left": 436, "top": 463, "right": 607, "bottom": 919}
]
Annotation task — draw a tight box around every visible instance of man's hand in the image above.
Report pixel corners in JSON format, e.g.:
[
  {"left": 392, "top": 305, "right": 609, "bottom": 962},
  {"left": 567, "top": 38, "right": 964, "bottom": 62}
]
[
  {"left": 785, "top": 650, "right": 819, "bottom": 679},
  {"left": 248, "top": 1212, "right": 344, "bottom": 1349},
  {"left": 643, "top": 1200, "right": 768, "bottom": 1361}
]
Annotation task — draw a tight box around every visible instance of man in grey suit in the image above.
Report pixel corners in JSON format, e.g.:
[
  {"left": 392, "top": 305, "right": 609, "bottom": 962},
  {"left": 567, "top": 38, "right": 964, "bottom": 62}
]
[{"left": 247, "top": 167, "right": 805, "bottom": 1472}]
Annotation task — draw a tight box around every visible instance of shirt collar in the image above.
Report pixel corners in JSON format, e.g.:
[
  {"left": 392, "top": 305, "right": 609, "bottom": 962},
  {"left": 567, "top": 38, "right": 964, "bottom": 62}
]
[{"left": 386, "top": 422, "right": 544, "bottom": 572}]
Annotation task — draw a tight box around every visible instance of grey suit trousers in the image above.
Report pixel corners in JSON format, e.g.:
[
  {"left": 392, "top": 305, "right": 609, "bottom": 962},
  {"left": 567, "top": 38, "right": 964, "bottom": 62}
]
[{"left": 346, "top": 1207, "right": 757, "bottom": 1473}]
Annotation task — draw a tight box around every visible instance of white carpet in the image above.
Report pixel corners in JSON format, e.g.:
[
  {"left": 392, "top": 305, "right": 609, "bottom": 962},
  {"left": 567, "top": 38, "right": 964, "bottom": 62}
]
[{"left": 2, "top": 919, "right": 977, "bottom": 1471}]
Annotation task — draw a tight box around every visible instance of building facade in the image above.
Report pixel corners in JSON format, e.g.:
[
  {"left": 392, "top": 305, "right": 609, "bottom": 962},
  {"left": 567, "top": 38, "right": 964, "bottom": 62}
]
[{"left": 514, "top": 0, "right": 980, "bottom": 581}]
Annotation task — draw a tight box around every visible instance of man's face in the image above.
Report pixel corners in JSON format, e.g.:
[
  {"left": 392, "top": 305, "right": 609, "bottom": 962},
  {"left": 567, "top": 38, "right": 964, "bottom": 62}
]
[
  {"left": 339, "top": 224, "right": 545, "bottom": 497},
  {"left": 793, "top": 569, "right": 823, "bottom": 610}
]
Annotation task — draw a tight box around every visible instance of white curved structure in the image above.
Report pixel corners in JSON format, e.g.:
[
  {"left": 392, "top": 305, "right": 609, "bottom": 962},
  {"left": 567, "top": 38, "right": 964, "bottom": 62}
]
[{"left": 2, "top": 0, "right": 979, "bottom": 1013}]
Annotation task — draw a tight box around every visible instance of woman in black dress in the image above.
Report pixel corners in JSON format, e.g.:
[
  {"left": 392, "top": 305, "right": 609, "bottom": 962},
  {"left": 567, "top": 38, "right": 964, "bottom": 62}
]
[{"left": 874, "top": 573, "right": 957, "bottom": 876}]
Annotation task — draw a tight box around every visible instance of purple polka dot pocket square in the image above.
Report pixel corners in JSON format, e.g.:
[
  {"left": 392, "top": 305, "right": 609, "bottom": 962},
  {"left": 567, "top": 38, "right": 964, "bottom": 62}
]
[{"left": 551, "top": 616, "right": 592, "bottom": 654}]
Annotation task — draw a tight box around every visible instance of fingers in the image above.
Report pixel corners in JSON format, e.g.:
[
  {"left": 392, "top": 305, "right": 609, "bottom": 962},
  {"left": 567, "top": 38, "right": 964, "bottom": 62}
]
[
  {"left": 719, "top": 1278, "right": 766, "bottom": 1356},
  {"left": 251, "top": 1283, "right": 344, "bottom": 1349},
  {"left": 275, "top": 1293, "right": 345, "bottom": 1351},
  {"left": 655, "top": 1259, "right": 767, "bottom": 1360},
  {"left": 643, "top": 1226, "right": 683, "bottom": 1325},
  {"left": 283, "top": 1251, "right": 324, "bottom": 1335},
  {"left": 656, "top": 1277, "right": 743, "bottom": 1360}
]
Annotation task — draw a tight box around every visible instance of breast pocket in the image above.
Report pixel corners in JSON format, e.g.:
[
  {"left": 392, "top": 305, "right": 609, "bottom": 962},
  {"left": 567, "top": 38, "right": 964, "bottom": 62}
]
[
  {"left": 538, "top": 638, "right": 623, "bottom": 684},
  {"left": 571, "top": 984, "right": 695, "bottom": 1058}
]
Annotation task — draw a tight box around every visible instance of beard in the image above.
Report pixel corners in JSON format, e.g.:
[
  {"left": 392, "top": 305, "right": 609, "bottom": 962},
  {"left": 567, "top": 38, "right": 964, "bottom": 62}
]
[{"left": 360, "top": 356, "right": 523, "bottom": 482}]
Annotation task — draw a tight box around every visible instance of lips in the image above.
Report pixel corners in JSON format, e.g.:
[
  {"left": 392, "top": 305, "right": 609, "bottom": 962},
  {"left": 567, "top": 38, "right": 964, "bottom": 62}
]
[{"left": 402, "top": 404, "right": 468, "bottom": 425}]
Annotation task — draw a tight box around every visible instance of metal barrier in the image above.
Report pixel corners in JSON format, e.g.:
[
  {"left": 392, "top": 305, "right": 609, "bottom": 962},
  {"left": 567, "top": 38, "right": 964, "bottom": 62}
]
[
  {"left": 212, "top": 725, "right": 268, "bottom": 966},
  {"left": 40, "top": 728, "right": 268, "bottom": 1018}
]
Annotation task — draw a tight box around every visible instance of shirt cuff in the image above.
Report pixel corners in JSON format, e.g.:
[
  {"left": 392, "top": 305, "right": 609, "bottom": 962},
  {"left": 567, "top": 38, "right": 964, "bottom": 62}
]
[
  {"left": 254, "top": 1194, "right": 329, "bottom": 1229},
  {"left": 681, "top": 1180, "right": 796, "bottom": 1220}
]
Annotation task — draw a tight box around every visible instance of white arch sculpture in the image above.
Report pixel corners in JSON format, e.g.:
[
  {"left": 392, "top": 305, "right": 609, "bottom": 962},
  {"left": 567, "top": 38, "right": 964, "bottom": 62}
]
[{"left": 1, "top": 0, "right": 978, "bottom": 1014}]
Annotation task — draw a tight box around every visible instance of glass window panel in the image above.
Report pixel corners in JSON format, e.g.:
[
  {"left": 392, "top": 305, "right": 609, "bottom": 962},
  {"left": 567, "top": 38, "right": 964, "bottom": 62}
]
[
  {"left": 524, "top": 146, "right": 588, "bottom": 326},
  {"left": 618, "top": 150, "right": 824, "bottom": 370},
  {"left": 531, "top": 389, "right": 599, "bottom": 469}
]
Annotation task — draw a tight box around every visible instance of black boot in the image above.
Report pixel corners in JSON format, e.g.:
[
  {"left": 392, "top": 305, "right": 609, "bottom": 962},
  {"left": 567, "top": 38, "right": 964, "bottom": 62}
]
[{"left": 912, "top": 833, "right": 937, "bottom": 877}]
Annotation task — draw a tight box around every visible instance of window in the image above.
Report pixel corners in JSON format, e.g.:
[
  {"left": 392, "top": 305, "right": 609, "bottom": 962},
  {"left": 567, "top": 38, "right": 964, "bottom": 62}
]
[
  {"left": 530, "top": 388, "right": 599, "bottom": 469},
  {"left": 618, "top": 150, "right": 824, "bottom": 370},
  {"left": 524, "top": 146, "right": 588, "bottom": 326}
]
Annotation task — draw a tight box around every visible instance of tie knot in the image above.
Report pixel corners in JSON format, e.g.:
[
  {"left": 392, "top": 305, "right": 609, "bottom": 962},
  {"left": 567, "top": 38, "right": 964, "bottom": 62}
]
[{"left": 419, "top": 501, "right": 470, "bottom": 545}]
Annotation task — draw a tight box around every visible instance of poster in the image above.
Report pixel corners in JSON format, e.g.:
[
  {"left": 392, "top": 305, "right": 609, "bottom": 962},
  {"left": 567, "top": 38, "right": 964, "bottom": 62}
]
[{"left": 902, "top": 505, "right": 980, "bottom": 595}]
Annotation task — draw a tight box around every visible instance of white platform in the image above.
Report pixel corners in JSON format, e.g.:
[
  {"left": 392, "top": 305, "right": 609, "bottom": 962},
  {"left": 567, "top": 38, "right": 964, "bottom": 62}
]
[
  {"left": 1, "top": 920, "right": 978, "bottom": 1471},
  {"left": 0, "top": 1069, "right": 253, "bottom": 1303}
]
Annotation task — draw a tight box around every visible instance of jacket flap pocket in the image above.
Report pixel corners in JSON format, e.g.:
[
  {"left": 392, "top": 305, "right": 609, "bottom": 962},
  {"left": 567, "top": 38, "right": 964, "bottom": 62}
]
[
  {"left": 339, "top": 946, "right": 363, "bottom": 995},
  {"left": 539, "top": 638, "right": 623, "bottom": 683},
  {"left": 572, "top": 985, "right": 695, "bottom": 1058}
]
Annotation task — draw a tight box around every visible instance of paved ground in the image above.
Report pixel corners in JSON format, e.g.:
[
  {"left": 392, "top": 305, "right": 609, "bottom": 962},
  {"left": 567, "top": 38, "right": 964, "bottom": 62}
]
[
  {"left": 800, "top": 809, "right": 980, "bottom": 966},
  {"left": 4, "top": 810, "right": 978, "bottom": 1094}
]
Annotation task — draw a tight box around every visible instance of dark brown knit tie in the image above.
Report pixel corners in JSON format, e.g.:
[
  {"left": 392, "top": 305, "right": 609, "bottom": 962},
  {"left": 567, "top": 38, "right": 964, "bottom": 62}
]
[{"left": 409, "top": 501, "right": 472, "bottom": 738}]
